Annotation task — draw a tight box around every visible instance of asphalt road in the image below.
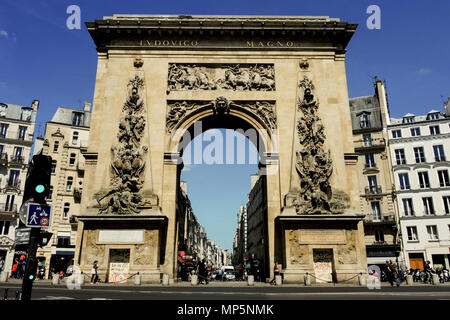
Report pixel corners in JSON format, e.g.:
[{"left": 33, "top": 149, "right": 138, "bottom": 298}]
[{"left": 1, "top": 282, "right": 450, "bottom": 300}]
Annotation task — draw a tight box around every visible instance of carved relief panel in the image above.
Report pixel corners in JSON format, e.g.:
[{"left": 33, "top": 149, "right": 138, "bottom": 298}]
[
  {"left": 167, "top": 63, "right": 275, "bottom": 92},
  {"left": 166, "top": 98, "right": 277, "bottom": 133}
]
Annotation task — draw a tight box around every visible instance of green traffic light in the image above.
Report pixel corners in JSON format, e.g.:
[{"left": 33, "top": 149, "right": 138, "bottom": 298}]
[
  {"left": 35, "top": 184, "right": 45, "bottom": 193},
  {"left": 29, "top": 275, "right": 34, "bottom": 280}
]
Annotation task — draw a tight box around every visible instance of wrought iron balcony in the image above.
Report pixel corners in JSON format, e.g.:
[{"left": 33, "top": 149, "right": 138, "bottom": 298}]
[
  {"left": 355, "top": 137, "right": 386, "bottom": 150},
  {"left": 365, "top": 185, "right": 382, "bottom": 194},
  {"left": 6, "top": 178, "right": 21, "bottom": 189},
  {"left": 0, "top": 153, "right": 8, "bottom": 167},
  {"left": 364, "top": 214, "right": 395, "bottom": 224},
  {"left": 9, "top": 155, "right": 24, "bottom": 166}
]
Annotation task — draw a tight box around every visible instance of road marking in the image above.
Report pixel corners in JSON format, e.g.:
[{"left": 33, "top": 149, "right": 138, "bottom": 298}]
[{"left": 38, "top": 296, "right": 75, "bottom": 300}]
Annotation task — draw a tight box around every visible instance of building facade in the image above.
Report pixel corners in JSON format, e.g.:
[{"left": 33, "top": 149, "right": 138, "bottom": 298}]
[
  {"left": 388, "top": 100, "right": 450, "bottom": 271},
  {"left": 349, "top": 80, "right": 402, "bottom": 269},
  {"left": 246, "top": 173, "right": 269, "bottom": 276},
  {"left": 34, "top": 102, "right": 91, "bottom": 278},
  {"left": 232, "top": 205, "right": 247, "bottom": 266},
  {"left": 0, "top": 100, "right": 38, "bottom": 276}
]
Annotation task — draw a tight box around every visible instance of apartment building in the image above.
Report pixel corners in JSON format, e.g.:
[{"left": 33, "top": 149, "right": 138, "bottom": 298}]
[
  {"left": 349, "top": 80, "right": 402, "bottom": 269},
  {"left": 388, "top": 99, "right": 450, "bottom": 270},
  {"left": 33, "top": 102, "right": 91, "bottom": 278}
]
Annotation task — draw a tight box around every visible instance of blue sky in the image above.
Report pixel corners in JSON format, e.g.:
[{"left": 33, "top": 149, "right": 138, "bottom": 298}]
[{"left": 0, "top": 1, "right": 449, "bottom": 251}]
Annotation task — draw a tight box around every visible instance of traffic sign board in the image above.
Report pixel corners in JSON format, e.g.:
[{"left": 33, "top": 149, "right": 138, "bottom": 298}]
[{"left": 25, "top": 203, "right": 51, "bottom": 228}]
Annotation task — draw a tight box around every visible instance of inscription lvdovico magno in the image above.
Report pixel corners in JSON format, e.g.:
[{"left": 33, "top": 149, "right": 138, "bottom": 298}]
[{"left": 136, "top": 39, "right": 296, "bottom": 48}]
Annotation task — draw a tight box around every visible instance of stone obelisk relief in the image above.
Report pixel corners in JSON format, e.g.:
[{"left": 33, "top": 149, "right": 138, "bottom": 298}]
[
  {"left": 285, "top": 73, "right": 351, "bottom": 214},
  {"left": 96, "top": 74, "right": 148, "bottom": 214}
]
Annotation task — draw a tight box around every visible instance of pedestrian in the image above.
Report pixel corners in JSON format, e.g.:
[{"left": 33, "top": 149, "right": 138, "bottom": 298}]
[
  {"left": 21, "top": 256, "right": 26, "bottom": 279},
  {"left": 197, "top": 259, "right": 208, "bottom": 284},
  {"left": 388, "top": 260, "right": 399, "bottom": 287},
  {"left": 91, "top": 260, "right": 99, "bottom": 284},
  {"left": 270, "top": 261, "right": 280, "bottom": 285},
  {"left": 11, "top": 258, "right": 19, "bottom": 279}
]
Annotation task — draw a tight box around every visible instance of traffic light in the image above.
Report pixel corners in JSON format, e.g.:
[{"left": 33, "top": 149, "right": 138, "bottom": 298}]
[{"left": 23, "top": 154, "right": 52, "bottom": 204}]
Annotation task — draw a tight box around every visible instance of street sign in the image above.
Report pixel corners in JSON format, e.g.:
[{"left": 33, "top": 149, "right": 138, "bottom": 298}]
[
  {"left": 25, "top": 203, "right": 51, "bottom": 228},
  {"left": 15, "top": 228, "right": 31, "bottom": 245}
]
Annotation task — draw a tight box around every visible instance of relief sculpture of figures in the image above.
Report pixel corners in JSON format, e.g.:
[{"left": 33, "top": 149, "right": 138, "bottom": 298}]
[
  {"left": 293, "top": 76, "right": 335, "bottom": 214},
  {"left": 96, "top": 75, "right": 147, "bottom": 214},
  {"left": 166, "top": 99, "right": 276, "bottom": 133},
  {"left": 167, "top": 64, "right": 275, "bottom": 92}
]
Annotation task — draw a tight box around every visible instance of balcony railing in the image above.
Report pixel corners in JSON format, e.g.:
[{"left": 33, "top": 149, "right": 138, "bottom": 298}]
[
  {"left": 365, "top": 214, "right": 395, "bottom": 223},
  {"left": 365, "top": 185, "right": 382, "bottom": 194},
  {"left": 0, "top": 153, "right": 8, "bottom": 167},
  {"left": 9, "top": 155, "right": 24, "bottom": 166},
  {"left": 6, "top": 178, "right": 21, "bottom": 189},
  {"left": 355, "top": 138, "right": 386, "bottom": 149}
]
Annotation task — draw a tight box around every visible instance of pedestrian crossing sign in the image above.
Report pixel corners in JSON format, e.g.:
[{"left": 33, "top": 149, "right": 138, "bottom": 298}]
[{"left": 26, "top": 203, "right": 52, "bottom": 228}]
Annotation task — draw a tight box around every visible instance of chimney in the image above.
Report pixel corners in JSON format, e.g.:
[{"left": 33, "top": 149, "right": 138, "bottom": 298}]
[
  {"left": 445, "top": 98, "right": 450, "bottom": 117},
  {"left": 84, "top": 101, "right": 91, "bottom": 112},
  {"left": 31, "top": 100, "right": 40, "bottom": 111},
  {"left": 374, "top": 79, "right": 391, "bottom": 126}
]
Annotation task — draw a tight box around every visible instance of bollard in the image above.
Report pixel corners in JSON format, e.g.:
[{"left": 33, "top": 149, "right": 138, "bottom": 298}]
[
  {"left": 79, "top": 272, "right": 85, "bottom": 286},
  {"left": 247, "top": 275, "right": 254, "bottom": 286},
  {"left": 304, "top": 273, "right": 311, "bottom": 286},
  {"left": 135, "top": 273, "right": 141, "bottom": 285},
  {"left": 0, "top": 272, "right": 9, "bottom": 283},
  {"left": 191, "top": 275, "right": 198, "bottom": 286},
  {"left": 432, "top": 274, "right": 440, "bottom": 285},
  {"left": 162, "top": 274, "right": 169, "bottom": 286},
  {"left": 406, "top": 275, "right": 413, "bottom": 285},
  {"left": 4, "top": 288, "right": 8, "bottom": 300},
  {"left": 358, "top": 273, "right": 367, "bottom": 286},
  {"left": 275, "top": 275, "right": 282, "bottom": 286},
  {"left": 52, "top": 274, "right": 60, "bottom": 285}
]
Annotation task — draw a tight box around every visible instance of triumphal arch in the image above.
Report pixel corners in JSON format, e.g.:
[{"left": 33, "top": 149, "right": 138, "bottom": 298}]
[{"left": 74, "top": 15, "right": 368, "bottom": 283}]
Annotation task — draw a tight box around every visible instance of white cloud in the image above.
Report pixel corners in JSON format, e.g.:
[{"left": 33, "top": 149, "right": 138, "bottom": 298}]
[
  {"left": 417, "top": 68, "right": 432, "bottom": 75},
  {"left": 0, "top": 30, "right": 8, "bottom": 38}
]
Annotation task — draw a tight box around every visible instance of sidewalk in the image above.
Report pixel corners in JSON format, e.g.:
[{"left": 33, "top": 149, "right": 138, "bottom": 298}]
[{"left": 2, "top": 278, "right": 450, "bottom": 288}]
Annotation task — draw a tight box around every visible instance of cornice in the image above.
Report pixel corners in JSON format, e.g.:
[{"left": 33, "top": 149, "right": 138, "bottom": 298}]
[
  {"left": 85, "top": 14, "right": 357, "bottom": 52},
  {"left": 389, "top": 133, "right": 450, "bottom": 144}
]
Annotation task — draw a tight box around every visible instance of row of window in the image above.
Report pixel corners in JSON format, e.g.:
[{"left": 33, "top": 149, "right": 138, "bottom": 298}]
[
  {"left": 397, "top": 170, "right": 450, "bottom": 190},
  {"left": 0, "top": 145, "right": 24, "bottom": 159},
  {"left": 402, "top": 196, "right": 450, "bottom": 216},
  {"left": 52, "top": 132, "right": 80, "bottom": 152},
  {"left": 391, "top": 124, "right": 442, "bottom": 139},
  {"left": 0, "top": 105, "right": 33, "bottom": 121},
  {"left": 0, "top": 124, "right": 27, "bottom": 140},
  {"left": 406, "top": 225, "right": 450, "bottom": 242},
  {"left": 394, "top": 145, "right": 446, "bottom": 164}
]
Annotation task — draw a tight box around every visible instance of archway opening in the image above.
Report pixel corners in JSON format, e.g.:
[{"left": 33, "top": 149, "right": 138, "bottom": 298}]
[{"left": 174, "top": 114, "right": 270, "bottom": 283}]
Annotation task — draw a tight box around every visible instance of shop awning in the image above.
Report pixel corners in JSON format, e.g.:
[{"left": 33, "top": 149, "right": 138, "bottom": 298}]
[{"left": 55, "top": 251, "right": 75, "bottom": 256}]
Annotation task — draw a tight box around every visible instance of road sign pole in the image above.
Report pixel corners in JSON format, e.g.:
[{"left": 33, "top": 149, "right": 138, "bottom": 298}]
[{"left": 21, "top": 227, "right": 41, "bottom": 301}]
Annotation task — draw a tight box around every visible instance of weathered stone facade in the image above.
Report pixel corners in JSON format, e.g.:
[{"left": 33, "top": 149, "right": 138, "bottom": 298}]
[{"left": 74, "top": 14, "right": 367, "bottom": 283}]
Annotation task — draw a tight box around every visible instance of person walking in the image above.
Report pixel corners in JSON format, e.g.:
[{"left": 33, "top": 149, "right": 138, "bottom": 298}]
[
  {"left": 388, "top": 260, "right": 399, "bottom": 287},
  {"left": 270, "top": 261, "right": 280, "bottom": 285},
  {"left": 90, "top": 260, "right": 99, "bottom": 284},
  {"left": 11, "top": 258, "right": 19, "bottom": 279},
  {"left": 197, "top": 259, "right": 208, "bottom": 284}
]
